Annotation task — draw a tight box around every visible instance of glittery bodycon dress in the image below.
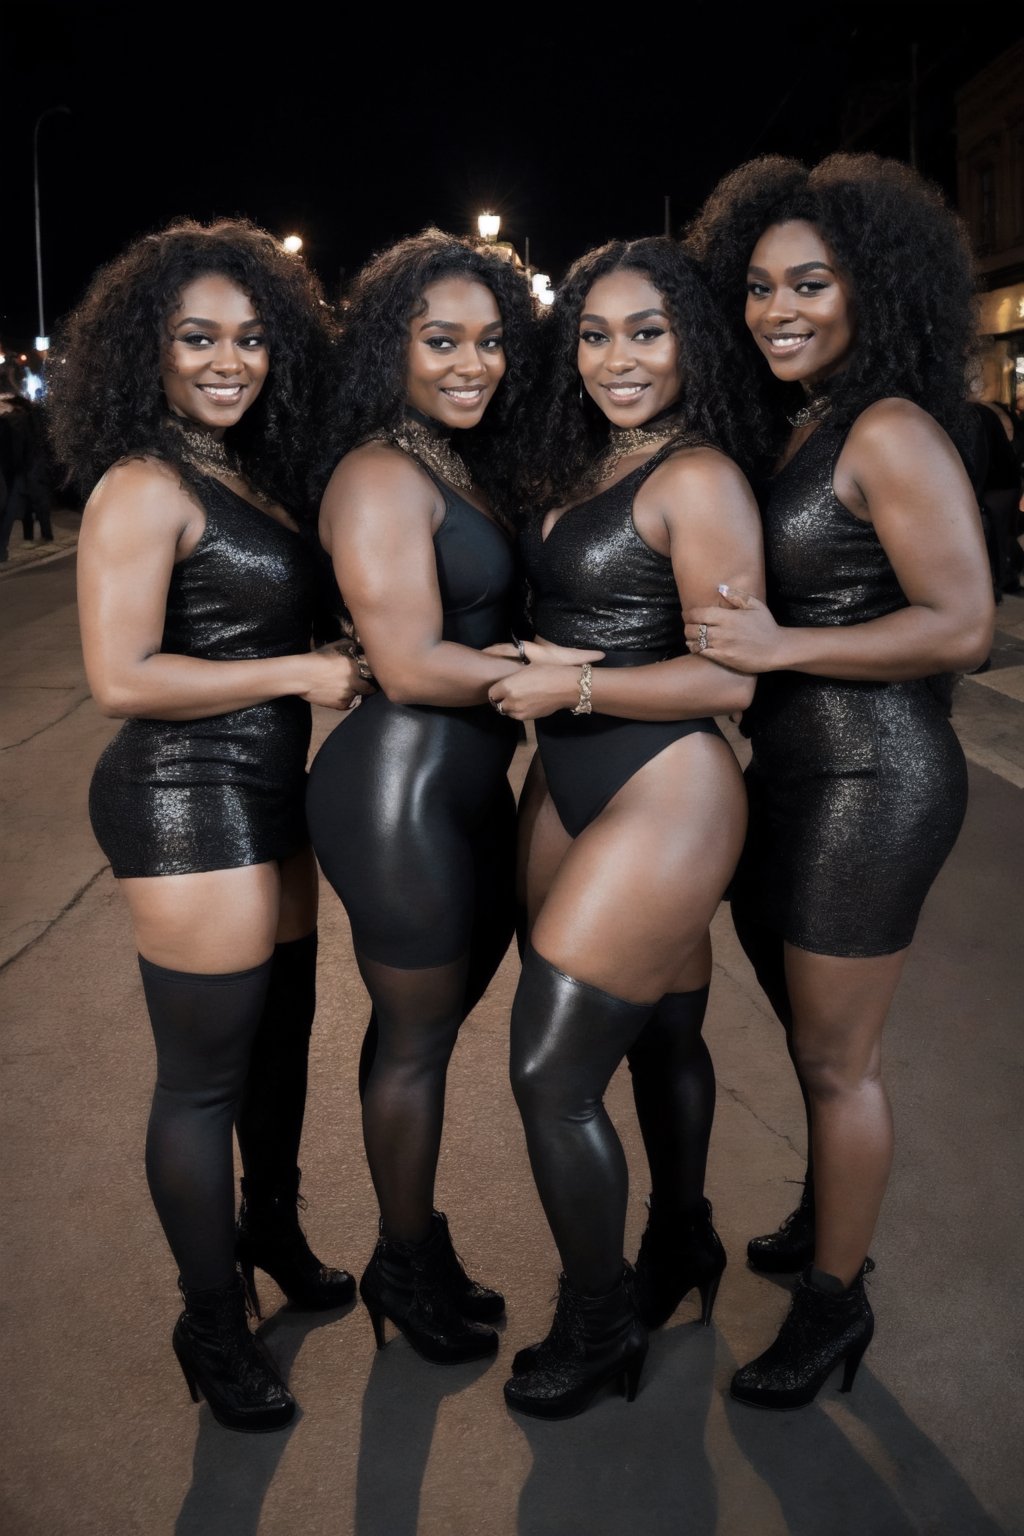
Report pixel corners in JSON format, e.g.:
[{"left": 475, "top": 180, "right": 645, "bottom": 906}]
[
  {"left": 89, "top": 475, "right": 316, "bottom": 878},
  {"left": 305, "top": 471, "right": 519, "bottom": 969},
  {"left": 521, "top": 446, "right": 723, "bottom": 838},
  {"left": 733, "top": 424, "right": 968, "bottom": 957}
]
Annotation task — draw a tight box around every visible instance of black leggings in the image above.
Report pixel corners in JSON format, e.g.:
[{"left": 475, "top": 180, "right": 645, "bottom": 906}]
[{"left": 308, "top": 697, "right": 517, "bottom": 1243}]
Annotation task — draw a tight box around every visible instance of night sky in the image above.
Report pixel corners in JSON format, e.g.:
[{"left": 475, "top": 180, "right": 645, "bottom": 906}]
[{"left": 2, "top": 5, "right": 1021, "bottom": 345}]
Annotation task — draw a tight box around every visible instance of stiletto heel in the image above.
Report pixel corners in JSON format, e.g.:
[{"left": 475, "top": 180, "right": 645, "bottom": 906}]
[
  {"left": 364, "top": 1296, "right": 387, "bottom": 1349},
  {"left": 697, "top": 1269, "right": 722, "bottom": 1328},
  {"left": 172, "top": 1336, "right": 200, "bottom": 1403},
  {"left": 632, "top": 1197, "right": 727, "bottom": 1330},
  {"left": 622, "top": 1347, "right": 646, "bottom": 1403},
  {"left": 731, "top": 1266, "right": 874, "bottom": 1410}
]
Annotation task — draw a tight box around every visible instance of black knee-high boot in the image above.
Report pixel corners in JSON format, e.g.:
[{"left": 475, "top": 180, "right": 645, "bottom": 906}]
[
  {"left": 234, "top": 931, "right": 355, "bottom": 1316},
  {"left": 506, "top": 947, "right": 650, "bottom": 1417},
  {"left": 626, "top": 988, "right": 726, "bottom": 1328},
  {"left": 140, "top": 955, "right": 295, "bottom": 1430}
]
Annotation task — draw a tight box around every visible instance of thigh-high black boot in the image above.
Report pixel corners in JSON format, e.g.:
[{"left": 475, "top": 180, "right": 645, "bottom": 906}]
[
  {"left": 626, "top": 988, "right": 726, "bottom": 1328},
  {"left": 139, "top": 956, "right": 294, "bottom": 1431},
  {"left": 235, "top": 931, "right": 355, "bottom": 1317},
  {"left": 505, "top": 947, "right": 650, "bottom": 1417}
]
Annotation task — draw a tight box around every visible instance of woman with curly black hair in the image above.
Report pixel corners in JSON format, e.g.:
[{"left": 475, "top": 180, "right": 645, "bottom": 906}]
[
  {"left": 306, "top": 230, "right": 591, "bottom": 1365},
  {"left": 485, "top": 238, "right": 763, "bottom": 1418},
  {"left": 684, "top": 155, "right": 994, "bottom": 1408},
  {"left": 49, "top": 219, "right": 372, "bottom": 1432}
]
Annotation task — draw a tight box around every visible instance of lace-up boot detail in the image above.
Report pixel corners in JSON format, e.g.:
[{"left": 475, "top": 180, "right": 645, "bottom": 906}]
[
  {"left": 730, "top": 1265, "right": 874, "bottom": 1409},
  {"left": 236, "top": 1167, "right": 355, "bottom": 1319},
  {"left": 359, "top": 1222, "right": 499, "bottom": 1364},
  {"left": 172, "top": 1273, "right": 296, "bottom": 1432},
  {"left": 431, "top": 1210, "right": 505, "bottom": 1322}
]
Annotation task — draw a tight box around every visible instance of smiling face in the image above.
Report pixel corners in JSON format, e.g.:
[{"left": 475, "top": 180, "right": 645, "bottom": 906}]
[
  {"left": 576, "top": 268, "right": 681, "bottom": 426},
  {"left": 404, "top": 275, "right": 506, "bottom": 429},
  {"left": 744, "top": 220, "right": 856, "bottom": 390},
  {"left": 160, "top": 273, "right": 269, "bottom": 435}
]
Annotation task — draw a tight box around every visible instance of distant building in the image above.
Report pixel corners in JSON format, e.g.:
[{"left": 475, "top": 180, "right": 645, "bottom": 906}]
[{"left": 957, "top": 40, "right": 1024, "bottom": 410}]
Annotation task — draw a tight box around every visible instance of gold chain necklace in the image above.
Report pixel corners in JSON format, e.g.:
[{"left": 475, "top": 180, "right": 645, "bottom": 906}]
[
  {"left": 597, "top": 416, "right": 693, "bottom": 482},
  {"left": 171, "top": 423, "right": 275, "bottom": 509},
  {"left": 380, "top": 417, "right": 474, "bottom": 494}
]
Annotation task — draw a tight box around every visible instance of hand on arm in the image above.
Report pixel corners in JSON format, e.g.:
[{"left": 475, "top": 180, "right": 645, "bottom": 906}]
[
  {"left": 684, "top": 402, "right": 994, "bottom": 679},
  {"left": 320, "top": 446, "right": 527, "bottom": 707},
  {"left": 78, "top": 460, "right": 372, "bottom": 720}
]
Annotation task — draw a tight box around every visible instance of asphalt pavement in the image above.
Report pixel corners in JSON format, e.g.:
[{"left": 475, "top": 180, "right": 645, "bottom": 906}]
[{"left": 1, "top": 523, "right": 1021, "bottom": 1536}]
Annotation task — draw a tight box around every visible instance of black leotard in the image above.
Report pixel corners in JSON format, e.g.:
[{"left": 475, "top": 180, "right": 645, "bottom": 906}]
[
  {"left": 306, "top": 469, "right": 519, "bottom": 969},
  {"left": 520, "top": 446, "right": 723, "bottom": 838},
  {"left": 733, "top": 423, "right": 968, "bottom": 957},
  {"left": 89, "top": 475, "right": 316, "bottom": 878}
]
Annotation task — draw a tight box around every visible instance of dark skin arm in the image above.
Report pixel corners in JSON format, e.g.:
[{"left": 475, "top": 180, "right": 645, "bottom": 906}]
[
  {"left": 487, "top": 446, "right": 765, "bottom": 721},
  {"left": 684, "top": 400, "right": 994, "bottom": 676}
]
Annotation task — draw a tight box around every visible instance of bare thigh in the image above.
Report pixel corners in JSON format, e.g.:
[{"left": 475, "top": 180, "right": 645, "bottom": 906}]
[
  {"left": 119, "top": 862, "right": 284, "bottom": 972},
  {"left": 531, "top": 733, "right": 746, "bottom": 1003},
  {"left": 517, "top": 750, "right": 572, "bottom": 925}
]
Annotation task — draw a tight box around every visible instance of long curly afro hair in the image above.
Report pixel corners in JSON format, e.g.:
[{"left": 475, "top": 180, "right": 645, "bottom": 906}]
[
  {"left": 685, "top": 153, "right": 977, "bottom": 468},
  {"left": 518, "top": 237, "right": 756, "bottom": 513},
  {"left": 47, "top": 217, "right": 335, "bottom": 516}
]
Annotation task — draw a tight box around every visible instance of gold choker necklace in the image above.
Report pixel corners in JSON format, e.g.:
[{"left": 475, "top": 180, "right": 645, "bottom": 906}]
[
  {"left": 380, "top": 417, "right": 474, "bottom": 494},
  {"left": 597, "top": 417, "right": 692, "bottom": 481},
  {"left": 175, "top": 425, "right": 234, "bottom": 477},
  {"left": 787, "top": 395, "right": 832, "bottom": 428}
]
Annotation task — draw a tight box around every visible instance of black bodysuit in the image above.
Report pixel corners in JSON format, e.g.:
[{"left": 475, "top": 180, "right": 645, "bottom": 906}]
[
  {"left": 733, "top": 424, "right": 968, "bottom": 957},
  {"left": 89, "top": 475, "right": 316, "bottom": 878},
  {"left": 520, "top": 447, "right": 723, "bottom": 837},
  {"left": 306, "top": 470, "right": 519, "bottom": 969}
]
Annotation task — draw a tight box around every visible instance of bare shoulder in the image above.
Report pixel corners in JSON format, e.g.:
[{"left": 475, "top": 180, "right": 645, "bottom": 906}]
[
  {"left": 648, "top": 442, "right": 756, "bottom": 509},
  {"left": 84, "top": 456, "right": 197, "bottom": 536},
  {"left": 844, "top": 398, "right": 956, "bottom": 468},
  {"left": 323, "top": 441, "right": 438, "bottom": 509}
]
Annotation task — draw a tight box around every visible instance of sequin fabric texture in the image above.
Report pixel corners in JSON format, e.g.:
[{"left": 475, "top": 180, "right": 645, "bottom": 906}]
[
  {"left": 89, "top": 476, "right": 317, "bottom": 877},
  {"left": 734, "top": 425, "right": 968, "bottom": 956}
]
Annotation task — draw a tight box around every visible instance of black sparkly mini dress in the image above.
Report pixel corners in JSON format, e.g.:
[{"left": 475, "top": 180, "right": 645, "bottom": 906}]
[
  {"left": 521, "top": 446, "right": 723, "bottom": 838},
  {"left": 89, "top": 475, "right": 316, "bottom": 878},
  {"left": 732, "top": 423, "right": 968, "bottom": 958}
]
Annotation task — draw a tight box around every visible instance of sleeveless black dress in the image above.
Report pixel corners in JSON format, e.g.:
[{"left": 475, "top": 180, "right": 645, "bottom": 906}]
[
  {"left": 732, "top": 424, "right": 968, "bottom": 957},
  {"left": 521, "top": 446, "right": 723, "bottom": 838},
  {"left": 305, "top": 468, "right": 519, "bottom": 969},
  {"left": 89, "top": 475, "right": 317, "bottom": 878}
]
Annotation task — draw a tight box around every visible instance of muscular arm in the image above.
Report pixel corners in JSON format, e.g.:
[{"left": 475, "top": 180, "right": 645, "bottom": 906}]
[
  {"left": 490, "top": 448, "right": 765, "bottom": 721},
  {"left": 319, "top": 444, "right": 525, "bottom": 707},
  {"left": 78, "top": 460, "right": 362, "bottom": 720},
  {"left": 686, "top": 401, "right": 994, "bottom": 678}
]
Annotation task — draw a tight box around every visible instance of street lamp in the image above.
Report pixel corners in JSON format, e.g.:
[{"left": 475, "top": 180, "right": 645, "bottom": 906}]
[
  {"left": 477, "top": 213, "right": 500, "bottom": 242},
  {"left": 33, "top": 106, "right": 71, "bottom": 344},
  {"left": 282, "top": 234, "right": 303, "bottom": 255}
]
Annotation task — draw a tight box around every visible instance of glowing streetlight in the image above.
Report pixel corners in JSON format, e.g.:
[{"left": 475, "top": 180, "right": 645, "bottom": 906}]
[
  {"left": 282, "top": 234, "right": 304, "bottom": 255},
  {"left": 477, "top": 213, "right": 501, "bottom": 242},
  {"left": 33, "top": 105, "right": 71, "bottom": 344}
]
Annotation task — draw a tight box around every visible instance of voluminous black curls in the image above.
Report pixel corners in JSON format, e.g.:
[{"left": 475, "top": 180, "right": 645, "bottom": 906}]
[
  {"left": 520, "top": 238, "right": 755, "bottom": 512},
  {"left": 321, "top": 229, "right": 536, "bottom": 520},
  {"left": 47, "top": 218, "right": 335, "bottom": 516},
  {"left": 685, "top": 154, "right": 977, "bottom": 465}
]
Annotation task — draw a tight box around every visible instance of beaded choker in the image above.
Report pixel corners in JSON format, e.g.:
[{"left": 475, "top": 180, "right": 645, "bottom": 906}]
[
  {"left": 595, "top": 413, "right": 696, "bottom": 483},
  {"left": 379, "top": 414, "right": 474, "bottom": 494},
  {"left": 170, "top": 421, "right": 275, "bottom": 508}
]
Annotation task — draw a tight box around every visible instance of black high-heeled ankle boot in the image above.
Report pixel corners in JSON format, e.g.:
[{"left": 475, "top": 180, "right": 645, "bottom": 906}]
[
  {"left": 172, "top": 1273, "right": 296, "bottom": 1432},
  {"left": 236, "top": 1167, "right": 355, "bottom": 1319},
  {"left": 359, "top": 1222, "right": 499, "bottom": 1364},
  {"left": 746, "top": 1178, "right": 815, "bottom": 1273},
  {"left": 633, "top": 1196, "right": 727, "bottom": 1329},
  {"left": 730, "top": 1265, "right": 874, "bottom": 1409},
  {"left": 431, "top": 1210, "right": 506, "bottom": 1322},
  {"left": 504, "top": 1269, "right": 648, "bottom": 1420}
]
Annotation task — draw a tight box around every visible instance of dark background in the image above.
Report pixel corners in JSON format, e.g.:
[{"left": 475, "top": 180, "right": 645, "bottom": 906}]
[{"left": 1, "top": 4, "right": 1021, "bottom": 342}]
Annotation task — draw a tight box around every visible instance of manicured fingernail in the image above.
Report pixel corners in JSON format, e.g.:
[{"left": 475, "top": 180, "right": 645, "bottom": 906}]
[{"left": 717, "top": 584, "right": 731, "bottom": 596}]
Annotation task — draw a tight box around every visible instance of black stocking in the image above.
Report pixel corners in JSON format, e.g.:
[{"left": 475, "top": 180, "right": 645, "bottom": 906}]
[
  {"left": 626, "top": 986, "right": 713, "bottom": 1218},
  {"left": 510, "top": 946, "right": 655, "bottom": 1295},
  {"left": 140, "top": 955, "right": 271, "bottom": 1290},
  {"left": 357, "top": 952, "right": 468, "bottom": 1244},
  {"left": 236, "top": 931, "right": 317, "bottom": 1189}
]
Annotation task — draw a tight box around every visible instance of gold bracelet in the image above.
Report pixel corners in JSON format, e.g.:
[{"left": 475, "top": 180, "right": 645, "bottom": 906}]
[{"left": 571, "top": 662, "right": 593, "bottom": 716}]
